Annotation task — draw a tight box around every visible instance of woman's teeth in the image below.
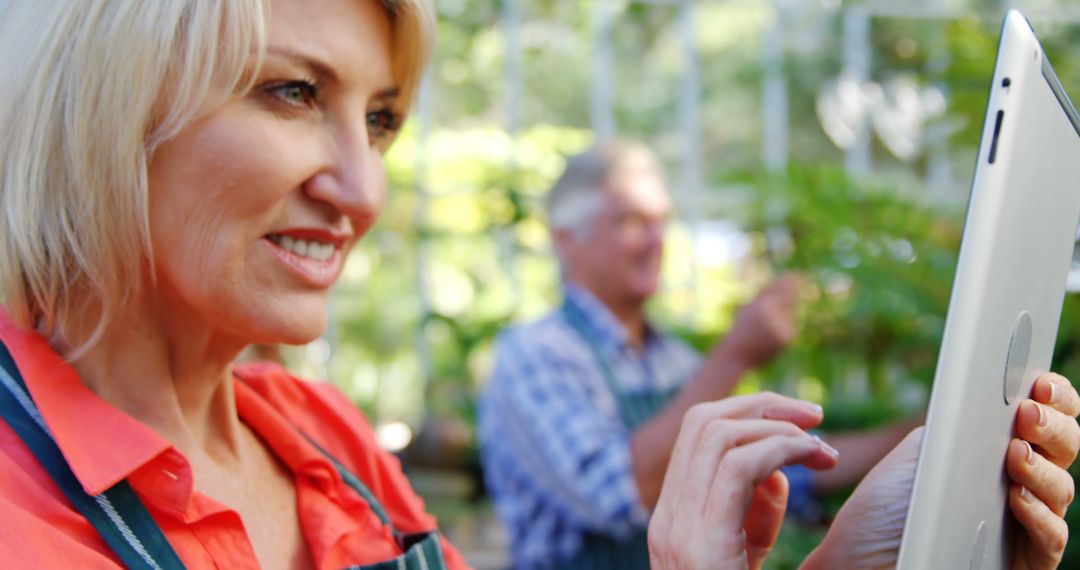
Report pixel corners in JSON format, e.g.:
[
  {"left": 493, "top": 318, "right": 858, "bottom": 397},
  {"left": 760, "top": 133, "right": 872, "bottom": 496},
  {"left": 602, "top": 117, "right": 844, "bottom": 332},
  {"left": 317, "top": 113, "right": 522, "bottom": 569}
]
[{"left": 268, "top": 234, "right": 335, "bottom": 261}]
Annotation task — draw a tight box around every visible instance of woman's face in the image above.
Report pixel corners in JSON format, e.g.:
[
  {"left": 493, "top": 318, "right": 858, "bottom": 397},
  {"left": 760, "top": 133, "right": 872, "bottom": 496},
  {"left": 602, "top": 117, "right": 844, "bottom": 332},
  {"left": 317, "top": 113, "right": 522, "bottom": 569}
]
[{"left": 147, "top": 0, "right": 399, "bottom": 345}]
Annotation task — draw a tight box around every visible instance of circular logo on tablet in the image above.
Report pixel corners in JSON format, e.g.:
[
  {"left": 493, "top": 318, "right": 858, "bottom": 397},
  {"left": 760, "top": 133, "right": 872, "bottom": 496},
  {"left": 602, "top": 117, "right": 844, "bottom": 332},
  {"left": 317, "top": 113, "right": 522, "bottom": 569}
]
[{"left": 1003, "top": 311, "right": 1033, "bottom": 405}]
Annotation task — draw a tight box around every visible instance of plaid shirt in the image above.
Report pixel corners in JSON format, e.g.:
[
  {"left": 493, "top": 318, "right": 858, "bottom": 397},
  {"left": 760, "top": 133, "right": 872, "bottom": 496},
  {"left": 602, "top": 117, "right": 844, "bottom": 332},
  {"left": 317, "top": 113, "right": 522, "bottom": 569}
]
[{"left": 478, "top": 285, "right": 701, "bottom": 568}]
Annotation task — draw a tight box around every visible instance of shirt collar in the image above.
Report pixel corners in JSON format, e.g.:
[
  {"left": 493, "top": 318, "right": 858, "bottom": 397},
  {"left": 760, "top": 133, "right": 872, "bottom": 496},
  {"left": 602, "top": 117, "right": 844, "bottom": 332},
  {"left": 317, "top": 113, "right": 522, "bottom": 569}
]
[
  {"left": 232, "top": 367, "right": 342, "bottom": 491},
  {"left": 0, "top": 312, "right": 173, "bottom": 496},
  {"left": 562, "top": 283, "right": 661, "bottom": 352}
]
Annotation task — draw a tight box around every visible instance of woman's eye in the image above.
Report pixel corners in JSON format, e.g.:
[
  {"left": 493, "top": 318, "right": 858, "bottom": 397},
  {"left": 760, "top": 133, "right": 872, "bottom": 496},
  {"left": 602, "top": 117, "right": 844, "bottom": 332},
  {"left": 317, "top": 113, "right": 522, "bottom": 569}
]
[
  {"left": 366, "top": 108, "right": 402, "bottom": 146},
  {"left": 266, "top": 80, "right": 320, "bottom": 107}
]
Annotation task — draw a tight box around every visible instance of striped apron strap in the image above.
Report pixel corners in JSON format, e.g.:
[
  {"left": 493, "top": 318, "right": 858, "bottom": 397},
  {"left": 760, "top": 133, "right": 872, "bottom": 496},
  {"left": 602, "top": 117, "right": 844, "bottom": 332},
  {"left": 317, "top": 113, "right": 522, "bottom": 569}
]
[
  {"left": 0, "top": 340, "right": 186, "bottom": 570},
  {"left": 558, "top": 303, "right": 679, "bottom": 570},
  {"left": 560, "top": 302, "right": 679, "bottom": 428},
  {"left": 346, "top": 531, "right": 447, "bottom": 570},
  {"left": 560, "top": 303, "right": 635, "bottom": 425},
  {"left": 300, "top": 434, "right": 448, "bottom": 570}
]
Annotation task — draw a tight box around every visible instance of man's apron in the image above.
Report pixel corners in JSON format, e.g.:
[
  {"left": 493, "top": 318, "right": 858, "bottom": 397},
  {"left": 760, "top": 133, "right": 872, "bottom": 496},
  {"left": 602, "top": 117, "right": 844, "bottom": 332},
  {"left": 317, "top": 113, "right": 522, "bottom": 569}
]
[{"left": 556, "top": 301, "right": 678, "bottom": 570}]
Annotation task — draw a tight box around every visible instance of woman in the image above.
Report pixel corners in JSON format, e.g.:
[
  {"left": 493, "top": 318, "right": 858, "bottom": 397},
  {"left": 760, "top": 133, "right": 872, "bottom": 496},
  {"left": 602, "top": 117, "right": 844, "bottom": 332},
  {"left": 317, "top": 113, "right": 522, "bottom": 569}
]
[
  {"left": 0, "top": 0, "right": 1073, "bottom": 569},
  {"left": 0, "top": 0, "right": 466, "bottom": 568}
]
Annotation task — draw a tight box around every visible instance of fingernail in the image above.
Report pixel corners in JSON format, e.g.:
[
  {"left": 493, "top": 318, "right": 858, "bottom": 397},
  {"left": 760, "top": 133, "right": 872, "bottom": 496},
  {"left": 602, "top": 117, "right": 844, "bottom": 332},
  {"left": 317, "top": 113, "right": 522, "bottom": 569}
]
[
  {"left": 1019, "top": 485, "right": 1033, "bottom": 501},
  {"left": 1024, "top": 441, "right": 1036, "bottom": 465},
  {"left": 1049, "top": 382, "right": 1058, "bottom": 404},
  {"left": 815, "top": 435, "right": 839, "bottom": 458},
  {"left": 1036, "top": 402, "right": 1048, "bottom": 426},
  {"left": 804, "top": 402, "right": 823, "bottom": 415}
]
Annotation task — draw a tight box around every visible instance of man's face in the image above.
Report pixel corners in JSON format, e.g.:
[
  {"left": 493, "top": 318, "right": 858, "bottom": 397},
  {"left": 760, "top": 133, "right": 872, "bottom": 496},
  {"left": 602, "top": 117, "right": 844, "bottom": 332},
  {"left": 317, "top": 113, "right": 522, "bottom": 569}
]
[{"left": 564, "top": 167, "right": 672, "bottom": 307}]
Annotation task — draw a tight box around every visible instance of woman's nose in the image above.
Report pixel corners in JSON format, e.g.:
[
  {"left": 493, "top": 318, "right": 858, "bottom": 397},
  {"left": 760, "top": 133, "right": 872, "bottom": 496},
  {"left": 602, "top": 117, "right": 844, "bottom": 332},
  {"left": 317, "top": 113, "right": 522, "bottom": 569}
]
[{"left": 305, "top": 122, "right": 387, "bottom": 224}]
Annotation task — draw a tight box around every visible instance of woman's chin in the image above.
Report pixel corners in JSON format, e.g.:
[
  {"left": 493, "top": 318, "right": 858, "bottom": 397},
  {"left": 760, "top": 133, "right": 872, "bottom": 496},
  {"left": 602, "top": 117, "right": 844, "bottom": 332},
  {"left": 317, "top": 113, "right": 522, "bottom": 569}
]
[
  {"left": 239, "top": 305, "right": 328, "bottom": 347},
  {"left": 278, "top": 318, "right": 328, "bottom": 346},
  {"left": 275, "top": 329, "right": 325, "bottom": 347}
]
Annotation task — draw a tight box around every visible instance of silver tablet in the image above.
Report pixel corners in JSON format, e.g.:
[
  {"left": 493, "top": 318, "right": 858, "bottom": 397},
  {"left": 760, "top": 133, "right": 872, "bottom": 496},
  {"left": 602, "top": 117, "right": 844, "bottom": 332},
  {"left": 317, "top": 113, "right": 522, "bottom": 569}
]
[{"left": 897, "top": 11, "right": 1080, "bottom": 570}]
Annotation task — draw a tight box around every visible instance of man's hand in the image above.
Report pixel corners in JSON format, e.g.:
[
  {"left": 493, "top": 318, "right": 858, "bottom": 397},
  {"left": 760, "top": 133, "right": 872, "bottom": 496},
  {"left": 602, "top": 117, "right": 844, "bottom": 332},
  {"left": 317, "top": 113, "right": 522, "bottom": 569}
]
[{"left": 717, "top": 274, "right": 801, "bottom": 369}]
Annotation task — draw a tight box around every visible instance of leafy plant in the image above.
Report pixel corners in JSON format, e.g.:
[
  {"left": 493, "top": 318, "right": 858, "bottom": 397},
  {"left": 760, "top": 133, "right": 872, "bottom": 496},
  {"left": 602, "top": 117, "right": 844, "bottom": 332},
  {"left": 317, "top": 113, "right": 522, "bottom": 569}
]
[{"left": 735, "top": 164, "right": 962, "bottom": 428}]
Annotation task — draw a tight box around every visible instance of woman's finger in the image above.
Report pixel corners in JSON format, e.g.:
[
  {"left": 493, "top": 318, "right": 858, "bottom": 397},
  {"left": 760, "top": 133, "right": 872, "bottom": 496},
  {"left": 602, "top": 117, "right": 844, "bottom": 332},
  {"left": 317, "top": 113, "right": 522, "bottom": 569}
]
[
  {"left": 744, "top": 470, "right": 789, "bottom": 570},
  {"left": 1005, "top": 439, "right": 1075, "bottom": 517},
  {"left": 651, "top": 394, "right": 832, "bottom": 569},
  {"left": 1015, "top": 399, "right": 1080, "bottom": 468},
  {"left": 649, "top": 410, "right": 744, "bottom": 556},
  {"left": 658, "top": 393, "right": 824, "bottom": 521},
  {"left": 683, "top": 392, "right": 824, "bottom": 433},
  {"left": 652, "top": 425, "right": 836, "bottom": 569},
  {"left": 1031, "top": 373, "right": 1080, "bottom": 418},
  {"left": 703, "top": 434, "right": 836, "bottom": 547},
  {"left": 672, "top": 418, "right": 833, "bottom": 530},
  {"left": 1009, "top": 483, "right": 1069, "bottom": 568}
]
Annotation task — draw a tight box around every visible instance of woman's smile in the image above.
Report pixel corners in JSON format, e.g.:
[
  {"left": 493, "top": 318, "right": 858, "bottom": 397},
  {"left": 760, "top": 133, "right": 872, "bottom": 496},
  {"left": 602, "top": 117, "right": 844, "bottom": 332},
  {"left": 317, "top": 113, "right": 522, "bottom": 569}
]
[{"left": 263, "top": 229, "right": 350, "bottom": 289}]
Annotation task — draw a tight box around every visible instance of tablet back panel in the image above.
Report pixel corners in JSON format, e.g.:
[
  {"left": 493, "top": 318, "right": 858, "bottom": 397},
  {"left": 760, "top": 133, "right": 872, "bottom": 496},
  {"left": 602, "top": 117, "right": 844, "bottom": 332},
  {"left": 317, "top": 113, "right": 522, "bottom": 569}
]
[{"left": 897, "top": 11, "right": 1080, "bottom": 570}]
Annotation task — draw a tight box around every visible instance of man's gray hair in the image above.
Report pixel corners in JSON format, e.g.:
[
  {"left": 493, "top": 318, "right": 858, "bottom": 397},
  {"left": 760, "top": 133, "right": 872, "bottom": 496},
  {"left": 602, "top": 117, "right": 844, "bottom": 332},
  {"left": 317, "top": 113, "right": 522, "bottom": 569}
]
[{"left": 545, "top": 138, "right": 659, "bottom": 237}]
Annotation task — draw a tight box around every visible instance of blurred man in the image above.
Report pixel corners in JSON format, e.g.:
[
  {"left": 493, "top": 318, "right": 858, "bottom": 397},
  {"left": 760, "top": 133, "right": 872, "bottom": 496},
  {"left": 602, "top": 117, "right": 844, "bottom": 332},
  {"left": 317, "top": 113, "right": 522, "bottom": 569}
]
[{"left": 478, "top": 139, "right": 915, "bottom": 569}]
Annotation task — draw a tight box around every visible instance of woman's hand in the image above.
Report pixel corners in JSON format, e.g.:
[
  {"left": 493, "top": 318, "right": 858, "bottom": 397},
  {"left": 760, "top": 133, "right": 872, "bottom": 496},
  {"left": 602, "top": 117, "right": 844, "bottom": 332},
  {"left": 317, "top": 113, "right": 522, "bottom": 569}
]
[
  {"left": 804, "top": 373, "right": 1079, "bottom": 570},
  {"left": 1007, "top": 373, "right": 1079, "bottom": 569},
  {"left": 801, "top": 427, "right": 924, "bottom": 570},
  {"left": 647, "top": 392, "right": 839, "bottom": 570}
]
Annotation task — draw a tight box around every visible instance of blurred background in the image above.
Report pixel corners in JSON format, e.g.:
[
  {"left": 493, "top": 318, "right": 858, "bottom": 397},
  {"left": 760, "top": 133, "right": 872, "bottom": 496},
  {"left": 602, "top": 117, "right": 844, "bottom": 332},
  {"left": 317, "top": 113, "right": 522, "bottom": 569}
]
[{"left": 272, "top": 0, "right": 1080, "bottom": 567}]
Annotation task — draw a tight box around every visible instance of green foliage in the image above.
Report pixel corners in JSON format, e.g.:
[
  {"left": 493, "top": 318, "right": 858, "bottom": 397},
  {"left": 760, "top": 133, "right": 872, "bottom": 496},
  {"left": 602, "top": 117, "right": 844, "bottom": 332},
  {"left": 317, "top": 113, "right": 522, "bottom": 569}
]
[
  {"left": 1052, "top": 297, "right": 1080, "bottom": 568},
  {"left": 734, "top": 164, "right": 962, "bottom": 427},
  {"left": 765, "top": 521, "right": 828, "bottom": 570}
]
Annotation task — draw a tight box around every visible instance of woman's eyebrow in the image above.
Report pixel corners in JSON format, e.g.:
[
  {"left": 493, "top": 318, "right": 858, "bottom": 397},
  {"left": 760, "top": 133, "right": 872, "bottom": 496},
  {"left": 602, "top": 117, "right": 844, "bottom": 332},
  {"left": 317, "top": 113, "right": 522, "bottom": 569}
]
[
  {"left": 266, "top": 45, "right": 340, "bottom": 83},
  {"left": 265, "top": 46, "right": 401, "bottom": 99},
  {"left": 371, "top": 87, "right": 401, "bottom": 102}
]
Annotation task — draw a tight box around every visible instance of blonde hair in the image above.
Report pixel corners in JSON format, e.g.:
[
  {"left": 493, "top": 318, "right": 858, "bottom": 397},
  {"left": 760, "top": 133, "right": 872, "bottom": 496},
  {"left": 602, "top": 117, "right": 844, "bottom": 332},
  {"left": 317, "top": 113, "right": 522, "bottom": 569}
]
[
  {"left": 383, "top": 0, "right": 436, "bottom": 116},
  {"left": 0, "top": 0, "right": 434, "bottom": 350}
]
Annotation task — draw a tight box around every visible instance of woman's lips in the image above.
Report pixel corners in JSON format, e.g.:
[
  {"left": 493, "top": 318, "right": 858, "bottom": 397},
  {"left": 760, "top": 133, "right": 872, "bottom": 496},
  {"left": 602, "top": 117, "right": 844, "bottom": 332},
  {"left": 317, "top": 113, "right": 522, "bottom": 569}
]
[{"left": 263, "top": 233, "right": 345, "bottom": 288}]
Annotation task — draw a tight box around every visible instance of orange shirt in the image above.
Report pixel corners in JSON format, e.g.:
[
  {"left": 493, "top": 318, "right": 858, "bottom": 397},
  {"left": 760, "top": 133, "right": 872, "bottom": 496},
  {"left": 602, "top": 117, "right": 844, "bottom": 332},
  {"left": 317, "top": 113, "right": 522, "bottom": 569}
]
[{"left": 0, "top": 315, "right": 469, "bottom": 569}]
